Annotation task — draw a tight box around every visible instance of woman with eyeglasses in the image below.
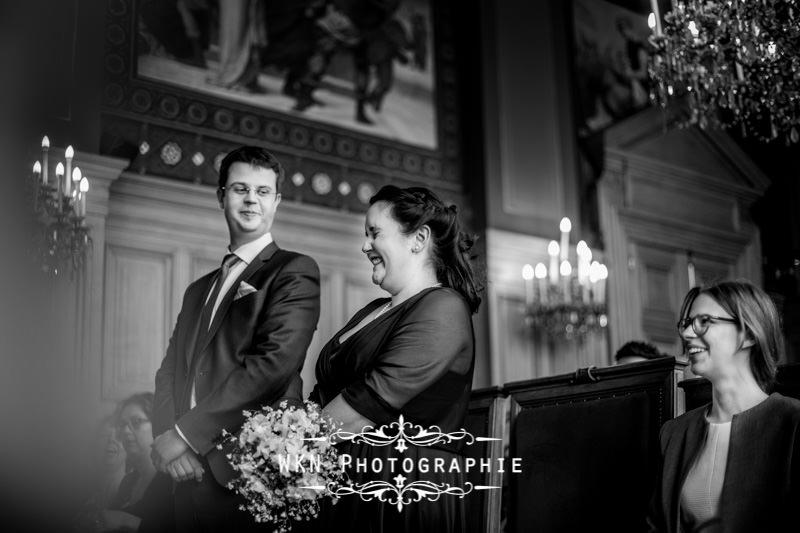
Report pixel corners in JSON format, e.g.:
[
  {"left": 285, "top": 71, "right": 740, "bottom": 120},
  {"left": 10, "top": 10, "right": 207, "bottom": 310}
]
[
  {"left": 647, "top": 280, "right": 800, "bottom": 532},
  {"left": 86, "top": 392, "right": 174, "bottom": 532}
]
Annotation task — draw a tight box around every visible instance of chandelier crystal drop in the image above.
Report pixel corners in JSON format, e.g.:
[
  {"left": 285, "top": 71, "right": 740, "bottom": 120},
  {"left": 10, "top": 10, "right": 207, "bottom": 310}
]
[{"left": 648, "top": 0, "right": 800, "bottom": 144}]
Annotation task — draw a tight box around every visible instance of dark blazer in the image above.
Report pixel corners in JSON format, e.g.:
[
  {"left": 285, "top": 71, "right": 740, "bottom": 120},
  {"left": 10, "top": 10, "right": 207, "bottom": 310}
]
[
  {"left": 647, "top": 393, "right": 800, "bottom": 532},
  {"left": 152, "top": 241, "right": 320, "bottom": 486}
]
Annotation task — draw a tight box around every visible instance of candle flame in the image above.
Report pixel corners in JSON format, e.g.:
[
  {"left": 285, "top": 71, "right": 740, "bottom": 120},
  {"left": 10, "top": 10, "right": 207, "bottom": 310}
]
[
  {"left": 547, "top": 240, "right": 560, "bottom": 257},
  {"left": 65, "top": 145, "right": 74, "bottom": 159},
  {"left": 79, "top": 177, "right": 89, "bottom": 192},
  {"left": 521, "top": 264, "right": 535, "bottom": 281},
  {"left": 560, "top": 260, "right": 572, "bottom": 277},
  {"left": 55, "top": 162, "right": 65, "bottom": 175},
  {"left": 589, "top": 261, "right": 601, "bottom": 283},
  {"left": 41, "top": 136, "right": 50, "bottom": 148},
  {"left": 559, "top": 217, "right": 572, "bottom": 233},
  {"left": 534, "top": 263, "right": 547, "bottom": 279},
  {"left": 72, "top": 167, "right": 82, "bottom": 182},
  {"left": 648, "top": 13, "right": 656, "bottom": 29},
  {"left": 33, "top": 161, "right": 41, "bottom": 173}
]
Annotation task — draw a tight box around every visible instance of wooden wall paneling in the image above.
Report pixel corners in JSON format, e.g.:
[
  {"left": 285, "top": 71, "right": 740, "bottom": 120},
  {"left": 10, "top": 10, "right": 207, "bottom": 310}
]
[
  {"left": 599, "top": 145, "right": 767, "bottom": 358},
  {"left": 637, "top": 244, "right": 681, "bottom": 346},
  {"left": 72, "top": 152, "right": 127, "bottom": 416},
  {"left": 102, "top": 245, "right": 172, "bottom": 401},
  {"left": 482, "top": 0, "right": 579, "bottom": 236}
]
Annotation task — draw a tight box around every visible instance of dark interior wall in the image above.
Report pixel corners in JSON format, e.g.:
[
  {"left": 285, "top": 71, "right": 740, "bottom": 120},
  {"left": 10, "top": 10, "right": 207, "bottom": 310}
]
[{"left": 7, "top": 0, "right": 106, "bottom": 154}]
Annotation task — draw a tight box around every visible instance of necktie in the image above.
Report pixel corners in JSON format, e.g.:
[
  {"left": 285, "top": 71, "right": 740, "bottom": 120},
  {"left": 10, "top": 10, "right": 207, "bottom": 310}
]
[{"left": 199, "top": 253, "right": 239, "bottom": 332}]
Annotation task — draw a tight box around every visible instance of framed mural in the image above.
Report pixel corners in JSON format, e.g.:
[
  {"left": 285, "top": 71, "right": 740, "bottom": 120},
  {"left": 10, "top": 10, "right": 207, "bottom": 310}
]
[{"left": 102, "top": 0, "right": 464, "bottom": 211}]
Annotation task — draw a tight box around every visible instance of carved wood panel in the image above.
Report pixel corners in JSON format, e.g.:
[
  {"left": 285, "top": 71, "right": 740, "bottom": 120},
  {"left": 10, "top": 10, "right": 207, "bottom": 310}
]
[{"left": 103, "top": 245, "right": 173, "bottom": 400}]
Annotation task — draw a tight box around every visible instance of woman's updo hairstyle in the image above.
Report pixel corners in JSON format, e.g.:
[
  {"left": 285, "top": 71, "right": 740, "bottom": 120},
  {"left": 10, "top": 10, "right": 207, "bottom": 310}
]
[{"left": 369, "top": 185, "right": 484, "bottom": 313}]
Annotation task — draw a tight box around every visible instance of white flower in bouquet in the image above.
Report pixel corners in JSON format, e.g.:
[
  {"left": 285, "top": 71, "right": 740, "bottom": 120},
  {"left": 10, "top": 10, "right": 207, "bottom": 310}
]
[{"left": 221, "top": 400, "right": 348, "bottom": 532}]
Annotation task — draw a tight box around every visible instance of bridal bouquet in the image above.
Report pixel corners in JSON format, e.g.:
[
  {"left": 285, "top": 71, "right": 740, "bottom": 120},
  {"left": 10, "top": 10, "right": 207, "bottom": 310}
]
[{"left": 221, "top": 400, "right": 347, "bottom": 532}]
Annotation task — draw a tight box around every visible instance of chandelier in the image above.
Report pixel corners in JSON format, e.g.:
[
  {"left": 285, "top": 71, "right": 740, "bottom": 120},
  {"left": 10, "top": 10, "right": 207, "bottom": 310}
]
[
  {"left": 30, "top": 136, "right": 92, "bottom": 276},
  {"left": 522, "top": 218, "right": 608, "bottom": 340},
  {"left": 647, "top": 0, "right": 800, "bottom": 143}
]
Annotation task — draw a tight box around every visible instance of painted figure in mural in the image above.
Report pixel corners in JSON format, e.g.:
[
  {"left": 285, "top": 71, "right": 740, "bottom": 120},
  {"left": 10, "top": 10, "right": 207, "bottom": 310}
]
[
  {"left": 151, "top": 146, "right": 321, "bottom": 533},
  {"left": 206, "top": 0, "right": 268, "bottom": 93},
  {"left": 281, "top": 0, "right": 428, "bottom": 125},
  {"left": 647, "top": 280, "right": 800, "bottom": 532},
  {"left": 304, "top": 185, "right": 483, "bottom": 532}
]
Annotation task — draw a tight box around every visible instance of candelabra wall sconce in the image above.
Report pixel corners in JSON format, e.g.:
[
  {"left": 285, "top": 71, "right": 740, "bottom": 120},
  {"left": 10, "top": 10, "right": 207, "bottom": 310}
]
[
  {"left": 30, "top": 136, "right": 92, "bottom": 277},
  {"left": 522, "top": 217, "right": 608, "bottom": 340}
]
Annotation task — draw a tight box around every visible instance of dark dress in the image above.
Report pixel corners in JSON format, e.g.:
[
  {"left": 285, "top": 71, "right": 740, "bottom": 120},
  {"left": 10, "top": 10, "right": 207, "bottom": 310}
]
[
  {"left": 110, "top": 471, "right": 175, "bottom": 533},
  {"left": 310, "top": 286, "right": 475, "bottom": 533}
]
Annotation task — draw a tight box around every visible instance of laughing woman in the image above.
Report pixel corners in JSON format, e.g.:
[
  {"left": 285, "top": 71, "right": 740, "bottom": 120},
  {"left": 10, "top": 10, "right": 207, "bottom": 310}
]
[
  {"left": 309, "top": 185, "right": 483, "bottom": 533},
  {"left": 647, "top": 280, "right": 800, "bottom": 532}
]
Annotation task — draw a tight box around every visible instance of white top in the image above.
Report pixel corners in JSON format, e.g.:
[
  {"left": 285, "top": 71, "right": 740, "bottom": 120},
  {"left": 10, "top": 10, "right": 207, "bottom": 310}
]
[{"left": 679, "top": 418, "right": 732, "bottom": 532}]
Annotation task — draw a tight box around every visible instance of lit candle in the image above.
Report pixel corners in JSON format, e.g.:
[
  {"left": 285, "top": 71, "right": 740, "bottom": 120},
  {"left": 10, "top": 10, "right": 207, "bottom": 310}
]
[
  {"left": 548, "top": 240, "right": 560, "bottom": 284},
  {"left": 589, "top": 261, "right": 601, "bottom": 303},
  {"left": 559, "top": 217, "right": 571, "bottom": 262},
  {"left": 71, "top": 167, "right": 82, "bottom": 215},
  {"left": 649, "top": 0, "right": 662, "bottom": 36},
  {"left": 55, "top": 162, "right": 64, "bottom": 212},
  {"left": 534, "top": 263, "right": 548, "bottom": 304},
  {"left": 41, "top": 136, "right": 49, "bottom": 185},
  {"left": 576, "top": 241, "right": 591, "bottom": 283},
  {"left": 597, "top": 263, "right": 609, "bottom": 304},
  {"left": 560, "top": 260, "right": 572, "bottom": 304},
  {"left": 522, "top": 264, "right": 535, "bottom": 306},
  {"left": 64, "top": 146, "right": 74, "bottom": 198},
  {"left": 688, "top": 261, "right": 696, "bottom": 288},
  {"left": 32, "top": 161, "right": 41, "bottom": 211},
  {"left": 576, "top": 241, "right": 592, "bottom": 303},
  {"left": 79, "top": 177, "right": 89, "bottom": 217}
]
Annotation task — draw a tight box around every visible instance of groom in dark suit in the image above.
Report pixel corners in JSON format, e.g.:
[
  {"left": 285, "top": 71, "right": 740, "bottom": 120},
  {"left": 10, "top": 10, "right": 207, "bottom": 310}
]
[{"left": 151, "top": 146, "right": 320, "bottom": 532}]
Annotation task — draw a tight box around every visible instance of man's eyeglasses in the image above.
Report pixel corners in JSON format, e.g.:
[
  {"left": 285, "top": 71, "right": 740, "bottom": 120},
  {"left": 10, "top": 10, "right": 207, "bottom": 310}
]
[
  {"left": 676, "top": 314, "right": 737, "bottom": 336},
  {"left": 115, "top": 416, "right": 150, "bottom": 432},
  {"left": 221, "top": 184, "right": 278, "bottom": 198}
]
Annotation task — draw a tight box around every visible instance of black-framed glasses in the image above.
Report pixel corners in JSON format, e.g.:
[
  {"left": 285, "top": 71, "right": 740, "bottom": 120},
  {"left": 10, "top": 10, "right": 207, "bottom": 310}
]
[
  {"left": 676, "top": 314, "right": 737, "bottom": 336},
  {"left": 115, "top": 416, "right": 150, "bottom": 432},
  {"left": 220, "top": 184, "right": 278, "bottom": 198}
]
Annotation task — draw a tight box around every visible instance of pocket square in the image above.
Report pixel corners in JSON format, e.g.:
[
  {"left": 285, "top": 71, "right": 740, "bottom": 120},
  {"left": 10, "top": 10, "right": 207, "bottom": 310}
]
[{"left": 234, "top": 281, "right": 257, "bottom": 300}]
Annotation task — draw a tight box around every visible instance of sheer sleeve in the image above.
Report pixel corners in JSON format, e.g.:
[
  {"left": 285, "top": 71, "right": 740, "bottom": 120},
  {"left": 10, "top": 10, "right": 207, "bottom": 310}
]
[{"left": 341, "top": 289, "right": 472, "bottom": 424}]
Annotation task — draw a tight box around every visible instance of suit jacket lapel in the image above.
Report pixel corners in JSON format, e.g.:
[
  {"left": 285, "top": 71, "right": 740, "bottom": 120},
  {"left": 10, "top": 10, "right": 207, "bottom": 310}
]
[
  {"left": 184, "top": 274, "right": 216, "bottom": 369},
  {"left": 198, "top": 242, "right": 279, "bottom": 352}
]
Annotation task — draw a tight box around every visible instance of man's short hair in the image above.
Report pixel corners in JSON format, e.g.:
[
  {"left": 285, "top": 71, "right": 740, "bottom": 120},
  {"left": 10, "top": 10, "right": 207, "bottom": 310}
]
[
  {"left": 614, "top": 341, "right": 663, "bottom": 362},
  {"left": 218, "top": 146, "right": 285, "bottom": 192}
]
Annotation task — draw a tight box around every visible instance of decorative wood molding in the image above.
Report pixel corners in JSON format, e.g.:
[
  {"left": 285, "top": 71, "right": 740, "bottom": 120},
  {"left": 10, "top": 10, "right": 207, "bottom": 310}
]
[{"left": 598, "top": 140, "right": 766, "bottom": 355}]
